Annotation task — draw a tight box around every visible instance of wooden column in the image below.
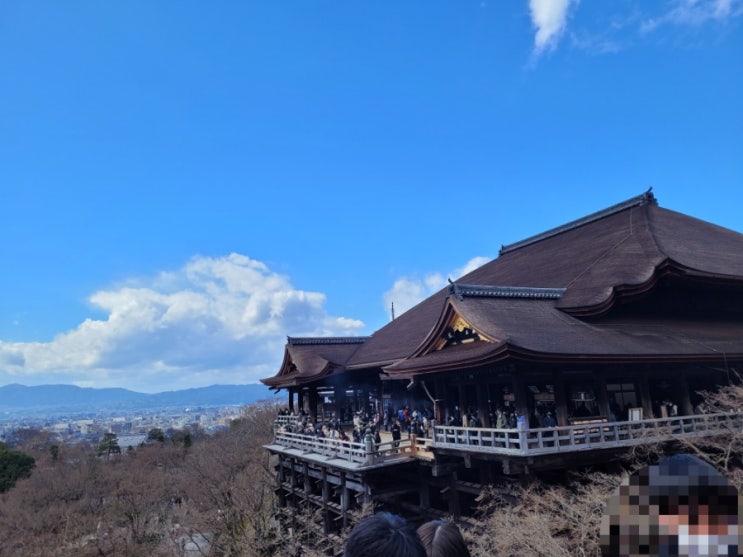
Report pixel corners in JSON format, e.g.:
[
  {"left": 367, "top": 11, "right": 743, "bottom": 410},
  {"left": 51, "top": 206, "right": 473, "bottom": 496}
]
[
  {"left": 594, "top": 372, "right": 610, "bottom": 419},
  {"left": 639, "top": 373, "right": 653, "bottom": 419},
  {"left": 480, "top": 461, "right": 494, "bottom": 485},
  {"left": 303, "top": 462, "right": 311, "bottom": 502},
  {"left": 434, "top": 377, "right": 446, "bottom": 424},
  {"left": 288, "top": 389, "right": 295, "bottom": 413},
  {"left": 677, "top": 371, "right": 693, "bottom": 415},
  {"left": 308, "top": 388, "right": 319, "bottom": 423},
  {"left": 277, "top": 455, "right": 287, "bottom": 507},
  {"left": 340, "top": 472, "right": 350, "bottom": 530},
  {"left": 334, "top": 384, "right": 346, "bottom": 422},
  {"left": 298, "top": 390, "right": 306, "bottom": 415},
  {"left": 321, "top": 467, "right": 330, "bottom": 534},
  {"left": 447, "top": 475, "right": 461, "bottom": 517},
  {"left": 513, "top": 373, "right": 528, "bottom": 419},
  {"left": 554, "top": 372, "right": 569, "bottom": 427},
  {"left": 477, "top": 381, "right": 488, "bottom": 426},
  {"left": 419, "top": 477, "right": 431, "bottom": 510},
  {"left": 457, "top": 384, "right": 466, "bottom": 421},
  {"left": 289, "top": 457, "right": 297, "bottom": 507}
]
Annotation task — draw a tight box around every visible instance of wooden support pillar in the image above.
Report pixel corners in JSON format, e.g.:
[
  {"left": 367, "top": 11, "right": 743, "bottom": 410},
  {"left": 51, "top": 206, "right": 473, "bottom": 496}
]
[
  {"left": 554, "top": 372, "right": 569, "bottom": 427},
  {"left": 447, "top": 475, "right": 461, "bottom": 517},
  {"left": 340, "top": 472, "right": 349, "bottom": 530},
  {"left": 277, "top": 455, "right": 287, "bottom": 507},
  {"left": 480, "top": 461, "right": 494, "bottom": 485},
  {"left": 595, "top": 372, "right": 610, "bottom": 419},
  {"left": 288, "top": 389, "right": 295, "bottom": 413},
  {"left": 639, "top": 373, "right": 653, "bottom": 419},
  {"left": 434, "top": 377, "right": 445, "bottom": 424},
  {"left": 303, "top": 462, "right": 311, "bottom": 501},
  {"left": 289, "top": 458, "right": 297, "bottom": 507},
  {"left": 334, "top": 384, "right": 346, "bottom": 422},
  {"left": 298, "top": 391, "right": 306, "bottom": 415},
  {"left": 321, "top": 467, "right": 330, "bottom": 534},
  {"left": 477, "top": 382, "right": 488, "bottom": 427},
  {"left": 678, "top": 371, "right": 693, "bottom": 416},
  {"left": 419, "top": 477, "right": 431, "bottom": 510},
  {"left": 513, "top": 372, "right": 528, "bottom": 419},
  {"left": 485, "top": 383, "right": 494, "bottom": 427},
  {"left": 457, "top": 384, "right": 466, "bottom": 420},
  {"left": 302, "top": 462, "right": 311, "bottom": 521},
  {"left": 308, "top": 388, "right": 319, "bottom": 423}
]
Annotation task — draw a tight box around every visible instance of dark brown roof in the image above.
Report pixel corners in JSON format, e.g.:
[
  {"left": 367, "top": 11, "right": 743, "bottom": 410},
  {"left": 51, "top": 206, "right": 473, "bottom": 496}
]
[
  {"left": 262, "top": 192, "right": 743, "bottom": 387},
  {"left": 384, "top": 295, "right": 743, "bottom": 377},
  {"left": 347, "top": 191, "right": 743, "bottom": 374},
  {"left": 261, "top": 337, "right": 369, "bottom": 389}
]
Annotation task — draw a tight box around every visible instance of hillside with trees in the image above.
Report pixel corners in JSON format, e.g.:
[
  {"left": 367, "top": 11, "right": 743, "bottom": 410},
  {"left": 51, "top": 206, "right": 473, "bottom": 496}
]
[{"left": 0, "top": 394, "right": 740, "bottom": 556}]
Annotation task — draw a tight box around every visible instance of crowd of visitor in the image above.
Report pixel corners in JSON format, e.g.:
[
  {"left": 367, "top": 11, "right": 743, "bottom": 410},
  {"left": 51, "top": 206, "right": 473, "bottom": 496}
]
[{"left": 277, "top": 402, "right": 563, "bottom": 447}]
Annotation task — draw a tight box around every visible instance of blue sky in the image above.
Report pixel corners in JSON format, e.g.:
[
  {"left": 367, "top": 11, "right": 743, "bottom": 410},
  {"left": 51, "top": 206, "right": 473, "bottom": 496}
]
[{"left": 1, "top": 1, "right": 741, "bottom": 392}]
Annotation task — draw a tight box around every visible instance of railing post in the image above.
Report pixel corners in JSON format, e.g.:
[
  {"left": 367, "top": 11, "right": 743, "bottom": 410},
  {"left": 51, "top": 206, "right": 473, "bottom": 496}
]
[
  {"left": 364, "top": 428, "right": 375, "bottom": 464},
  {"left": 518, "top": 421, "right": 528, "bottom": 454}
]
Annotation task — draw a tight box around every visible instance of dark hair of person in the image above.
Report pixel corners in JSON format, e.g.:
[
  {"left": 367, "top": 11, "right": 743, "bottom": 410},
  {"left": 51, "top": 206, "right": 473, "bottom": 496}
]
[
  {"left": 416, "top": 520, "right": 471, "bottom": 557},
  {"left": 344, "top": 512, "right": 426, "bottom": 557}
]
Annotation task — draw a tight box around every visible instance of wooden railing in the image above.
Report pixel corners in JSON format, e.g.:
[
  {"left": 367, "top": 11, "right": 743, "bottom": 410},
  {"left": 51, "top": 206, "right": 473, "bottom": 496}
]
[
  {"left": 274, "top": 431, "right": 369, "bottom": 464},
  {"left": 433, "top": 412, "right": 743, "bottom": 456},
  {"left": 273, "top": 414, "right": 304, "bottom": 431},
  {"left": 271, "top": 412, "right": 742, "bottom": 466},
  {"left": 272, "top": 428, "right": 430, "bottom": 467}
]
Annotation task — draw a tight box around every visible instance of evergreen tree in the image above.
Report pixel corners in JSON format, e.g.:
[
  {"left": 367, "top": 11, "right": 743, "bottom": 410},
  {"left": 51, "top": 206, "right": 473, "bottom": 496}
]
[
  {"left": 0, "top": 441, "right": 35, "bottom": 492},
  {"left": 97, "top": 432, "right": 121, "bottom": 459},
  {"left": 147, "top": 428, "right": 165, "bottom": 444}
]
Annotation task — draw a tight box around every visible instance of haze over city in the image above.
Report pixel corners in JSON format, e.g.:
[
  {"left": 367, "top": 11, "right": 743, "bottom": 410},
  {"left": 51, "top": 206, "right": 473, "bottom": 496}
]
[{"left": 1, "top": 1, "right": 741, "bottom": 393}]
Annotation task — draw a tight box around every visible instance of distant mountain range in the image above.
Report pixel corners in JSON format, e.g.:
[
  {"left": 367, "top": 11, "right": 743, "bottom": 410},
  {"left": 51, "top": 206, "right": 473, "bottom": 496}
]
[{"left": 0, "top": 383, "right": 278, "bottom": 414}]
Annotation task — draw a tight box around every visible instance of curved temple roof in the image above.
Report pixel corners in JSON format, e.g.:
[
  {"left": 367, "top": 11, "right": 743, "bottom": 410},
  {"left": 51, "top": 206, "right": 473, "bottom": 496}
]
[
  {"left": 262, "top": 336, "right": 369, "bottom": 390},
  {"left": 262, "top": 191, "right": 743, "bottom": 387}
]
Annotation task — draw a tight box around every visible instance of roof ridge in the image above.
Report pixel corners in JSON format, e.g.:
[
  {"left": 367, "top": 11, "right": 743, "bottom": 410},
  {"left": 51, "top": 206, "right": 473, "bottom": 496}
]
[
  {"left": 287, "top": 336, "right": 370, "bottom": 346},
  {"left": 499, "top": 189, "right": 657, "bottom": 256},
  {"left": 448, "top": 283, "right": 566, "bottom": 300}
]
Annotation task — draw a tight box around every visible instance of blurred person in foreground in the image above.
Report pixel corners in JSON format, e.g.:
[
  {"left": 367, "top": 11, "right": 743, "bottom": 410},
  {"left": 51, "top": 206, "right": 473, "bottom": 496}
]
[
  {"left": 417, "top": 519, "right": 471, "bottom": 557},
  {"left": 344, "top": 512, "right": 426, "bottom": 557},
  {"left": 601, "top": 453, "right": 742, "bottom": 557}
]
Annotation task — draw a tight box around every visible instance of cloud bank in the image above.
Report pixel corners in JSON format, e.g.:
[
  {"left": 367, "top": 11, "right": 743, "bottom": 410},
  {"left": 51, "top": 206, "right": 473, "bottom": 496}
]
[{"left": 0, "top": 254, "right": 364, "bottom": 392}]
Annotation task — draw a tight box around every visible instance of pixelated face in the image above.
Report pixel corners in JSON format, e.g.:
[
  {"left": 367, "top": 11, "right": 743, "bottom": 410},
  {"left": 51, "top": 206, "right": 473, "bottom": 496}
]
[{"left": 600, "top": 455, "right": 743, "bottom": 557}]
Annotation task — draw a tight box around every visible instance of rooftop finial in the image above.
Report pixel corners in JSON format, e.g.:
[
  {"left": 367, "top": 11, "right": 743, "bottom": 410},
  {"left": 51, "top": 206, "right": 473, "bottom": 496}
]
[{"left": 447, "top": 279, "right": 463, "bottom": 301}]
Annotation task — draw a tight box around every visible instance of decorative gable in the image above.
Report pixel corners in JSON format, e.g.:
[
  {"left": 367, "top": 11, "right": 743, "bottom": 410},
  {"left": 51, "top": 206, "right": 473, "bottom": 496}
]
[{"left": 433, "top": 314, "right": 491, "bottom": 351}]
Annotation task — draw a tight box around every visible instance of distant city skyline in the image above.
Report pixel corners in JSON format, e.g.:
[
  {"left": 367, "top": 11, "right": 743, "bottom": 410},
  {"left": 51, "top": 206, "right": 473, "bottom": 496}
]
[{"left": 1, "top": 1, "right": 741, "bottom": 392}]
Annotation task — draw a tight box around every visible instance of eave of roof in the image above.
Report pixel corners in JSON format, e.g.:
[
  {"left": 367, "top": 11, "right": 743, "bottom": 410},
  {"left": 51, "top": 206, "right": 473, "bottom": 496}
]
[
  {"left": 260, "top": 336, "right": 370, "bottom": 388},
  {"left": 383, "top": 294, "right": 743, "bottom": 377}
]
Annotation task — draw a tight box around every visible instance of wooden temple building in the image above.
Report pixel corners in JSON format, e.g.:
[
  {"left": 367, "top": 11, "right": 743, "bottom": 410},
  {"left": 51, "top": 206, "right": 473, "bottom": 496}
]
[{"left": 261, "top": 190, "right": 743, "bottom": 537}]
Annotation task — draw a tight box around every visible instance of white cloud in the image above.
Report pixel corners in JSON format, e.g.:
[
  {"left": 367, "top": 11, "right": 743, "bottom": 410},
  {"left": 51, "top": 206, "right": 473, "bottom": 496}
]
[
  {"left": 529, "top": 0, "right": 578, "bottom": 55},
  {"left": 641, "top": 0, "right": 743, "bottom": 33},
  {"left": 0, "top": 254, "right": 364, "bottom": 392},
  {"left": 382, "top": 256, "right": 491, "bottom": 319},
  {"left": 553, "top": 1, "right": 741, "bottom": 56}
]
